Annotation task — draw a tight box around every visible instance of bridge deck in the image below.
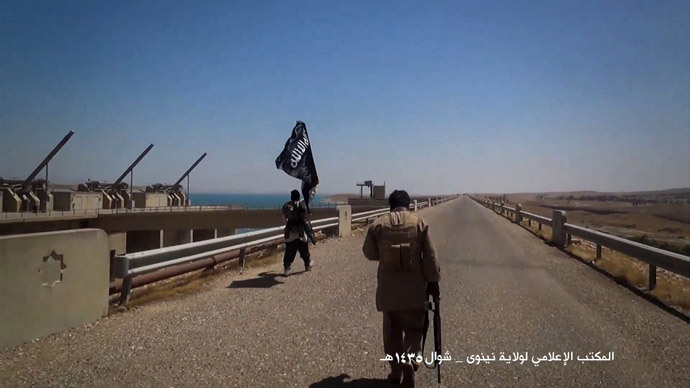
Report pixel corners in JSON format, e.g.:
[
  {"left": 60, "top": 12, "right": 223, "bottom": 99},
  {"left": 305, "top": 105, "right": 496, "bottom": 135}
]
[{"left": 1, "top": 197, "right": 687, "bottom": 387}]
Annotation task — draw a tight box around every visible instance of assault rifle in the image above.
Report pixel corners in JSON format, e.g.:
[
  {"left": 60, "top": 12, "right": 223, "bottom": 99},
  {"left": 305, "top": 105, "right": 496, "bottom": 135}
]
[
  {"left": 283, "top": 201, "right": 316, "bottom": 245},
  {"left": 304, "top": 218, "right": 316, "bottom": 245},
  {"left": 423, "top": 292, "right": 442, "bottom": 383}
]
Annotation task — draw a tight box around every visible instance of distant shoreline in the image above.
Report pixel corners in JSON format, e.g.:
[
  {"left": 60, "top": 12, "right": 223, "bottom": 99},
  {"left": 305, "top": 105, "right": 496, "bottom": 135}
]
[{"left": 187, "top": 193, "right": 336, "bottom": 208}]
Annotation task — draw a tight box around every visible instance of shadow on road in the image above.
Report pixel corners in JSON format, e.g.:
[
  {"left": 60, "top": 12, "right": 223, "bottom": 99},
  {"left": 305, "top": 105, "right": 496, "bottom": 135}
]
[
  {"left": 309, "top": 374, "right": 388, "bottom": 388},
  {"left": 227, "top": 271, "right": 307, "bottom": 289}
]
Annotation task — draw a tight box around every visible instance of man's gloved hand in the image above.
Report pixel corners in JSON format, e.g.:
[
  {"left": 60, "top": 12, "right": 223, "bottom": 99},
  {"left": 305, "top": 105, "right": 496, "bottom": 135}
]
[{"left": 426, "top": 282, "right": 440, "bottom": 299}]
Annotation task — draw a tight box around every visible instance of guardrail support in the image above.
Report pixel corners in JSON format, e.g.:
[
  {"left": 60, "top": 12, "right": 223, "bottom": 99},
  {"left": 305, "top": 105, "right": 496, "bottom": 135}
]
[
  {"left": 648, "top": 264, "right": 657, "bottom": 290},
  {"left": 413, "top": 200, "right": 418, "bottom": 212},
  {"left": 514, "top": 204, "right": 522, "bottom": 223},
  {"left": 552, "top": 210, "right": 567, "bottom": 248},
  {"left": 119, "top": 275, "right": 132, "bottom": 305},
  {"left": 337, "top": 205, "right": 352, "bottom": 237},
  {"left": 428, "top": 198, "right": 432, "bottom": 207},
  {"left": 239, "top": 247, "right": 246, "bottom": 268},
  {"left": 596, "top": 244, "right": 602, "bottom": 260}
]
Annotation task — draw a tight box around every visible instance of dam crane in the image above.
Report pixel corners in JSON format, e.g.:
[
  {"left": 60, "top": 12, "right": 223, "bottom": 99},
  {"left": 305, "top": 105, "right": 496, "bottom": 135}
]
[
  {"left": 77, "top": 144, "right": 154, "bottom": 209},
  {"left": 146, "top": 153, "right": 207, "bottom": 206},
  {"left": 0, "top": 130, "right": 75, "bottom": 212}
]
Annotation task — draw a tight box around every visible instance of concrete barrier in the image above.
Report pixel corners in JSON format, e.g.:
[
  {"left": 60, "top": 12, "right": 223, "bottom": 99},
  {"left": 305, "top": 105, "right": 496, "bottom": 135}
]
[
  {"left": 514, "top": 204, "right": 522, "bottom": 223},
  {"left": 551, "top": 210, "right": 567, "bottom": 248},
  {"left": 0, "top": 229, "right": 110, "bottom": 349},
  {"left": 337, "top": 205, "right": 351, "bottom": 237}
]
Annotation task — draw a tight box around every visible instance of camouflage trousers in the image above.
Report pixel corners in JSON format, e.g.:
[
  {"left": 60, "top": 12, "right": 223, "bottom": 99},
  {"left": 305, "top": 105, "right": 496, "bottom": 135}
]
[{"left": 383, "top": 310, "right": 426, "bottom": 384}]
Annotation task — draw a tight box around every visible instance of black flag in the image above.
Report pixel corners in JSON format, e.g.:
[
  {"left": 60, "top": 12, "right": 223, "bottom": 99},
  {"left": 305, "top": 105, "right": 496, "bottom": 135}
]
[{"left": 275, "top": 121, "right": 320, "bottom": 212}]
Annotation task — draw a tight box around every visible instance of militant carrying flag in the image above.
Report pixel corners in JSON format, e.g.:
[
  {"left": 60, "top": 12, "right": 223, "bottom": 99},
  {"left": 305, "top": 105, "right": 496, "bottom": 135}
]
[{"left": 275, "top": 121, "right": 320, "bottom": 212}]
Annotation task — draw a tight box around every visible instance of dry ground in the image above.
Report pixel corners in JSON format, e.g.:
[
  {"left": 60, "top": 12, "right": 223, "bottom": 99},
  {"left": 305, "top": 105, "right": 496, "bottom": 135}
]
[{"left": 504, "top": 194, "right": 690, "bottom": 241}]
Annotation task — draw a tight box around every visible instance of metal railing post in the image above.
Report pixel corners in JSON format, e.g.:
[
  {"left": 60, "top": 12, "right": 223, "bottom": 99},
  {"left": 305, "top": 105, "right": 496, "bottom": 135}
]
[
  {"left": 515, "top": 204, "right": 522, "bottom": 223},
  {"left": 596, "top": 244, "right": 602, "bottom": 260},
  {"left": 239, "top": 247, "right": 246, "bottom": 269},
  {"left": 119, "top": 275, "right": 132, "bottom": 305},
  {"left": 648, "top": 264, "right": 657, "bottom": 290}
]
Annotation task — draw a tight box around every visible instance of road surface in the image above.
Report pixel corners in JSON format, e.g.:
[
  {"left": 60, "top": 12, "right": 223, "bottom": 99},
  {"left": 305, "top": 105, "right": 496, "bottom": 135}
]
[{"left": 1, "top": 196, "right": 687, "bottom": 387}]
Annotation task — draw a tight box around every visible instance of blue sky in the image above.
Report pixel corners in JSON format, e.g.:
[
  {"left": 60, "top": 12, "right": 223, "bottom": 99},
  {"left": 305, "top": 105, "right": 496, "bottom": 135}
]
[{"left": 1, "top": 0, "right": 688, "bottom": 195}]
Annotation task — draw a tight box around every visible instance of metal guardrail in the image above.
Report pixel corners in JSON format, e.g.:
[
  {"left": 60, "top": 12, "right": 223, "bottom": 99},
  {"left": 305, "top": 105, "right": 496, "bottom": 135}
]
[
  {"left": 348, "top": 200, "right": 439, "bottom": 223},
  {"left": 352, "top": 209, "right": 390, "bottom": 223},
  {"left": 113, "top": 196, "right": 456, "bottom": 304},
  {"left": 114, "top": 211, "right": 366, "bottom": 304},
  {"left": 1, "top": 202, "right": 346, "bottom": 219},
  {"left": 350, "top": 200, "right": 433, "bottom": 222},
  {"left": 0, "top": 205, "right": 242, "bottom": 219},
  {"left": 564, "top": 223, "right": 690, "bottom": 279},
  {"left": 351, "top": 208, "right": 389, "bottom": 221},
  {"left": 520, "top": 211, "right": 553, "bottom": 227},
  {"left": 113, "top": 215, "right": 340, "bottom": 278},
  {"left": 3, "top": 198, "right": 452, "bottom": 220},
  {"left": 470, "top": 196, "right": 690, "bottom": 290}
]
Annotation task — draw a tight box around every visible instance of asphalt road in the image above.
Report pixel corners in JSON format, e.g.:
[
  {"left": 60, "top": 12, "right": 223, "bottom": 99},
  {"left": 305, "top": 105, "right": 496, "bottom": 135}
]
[{"left": 1, "top": 196, "right": 687, "bottom": 387}]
